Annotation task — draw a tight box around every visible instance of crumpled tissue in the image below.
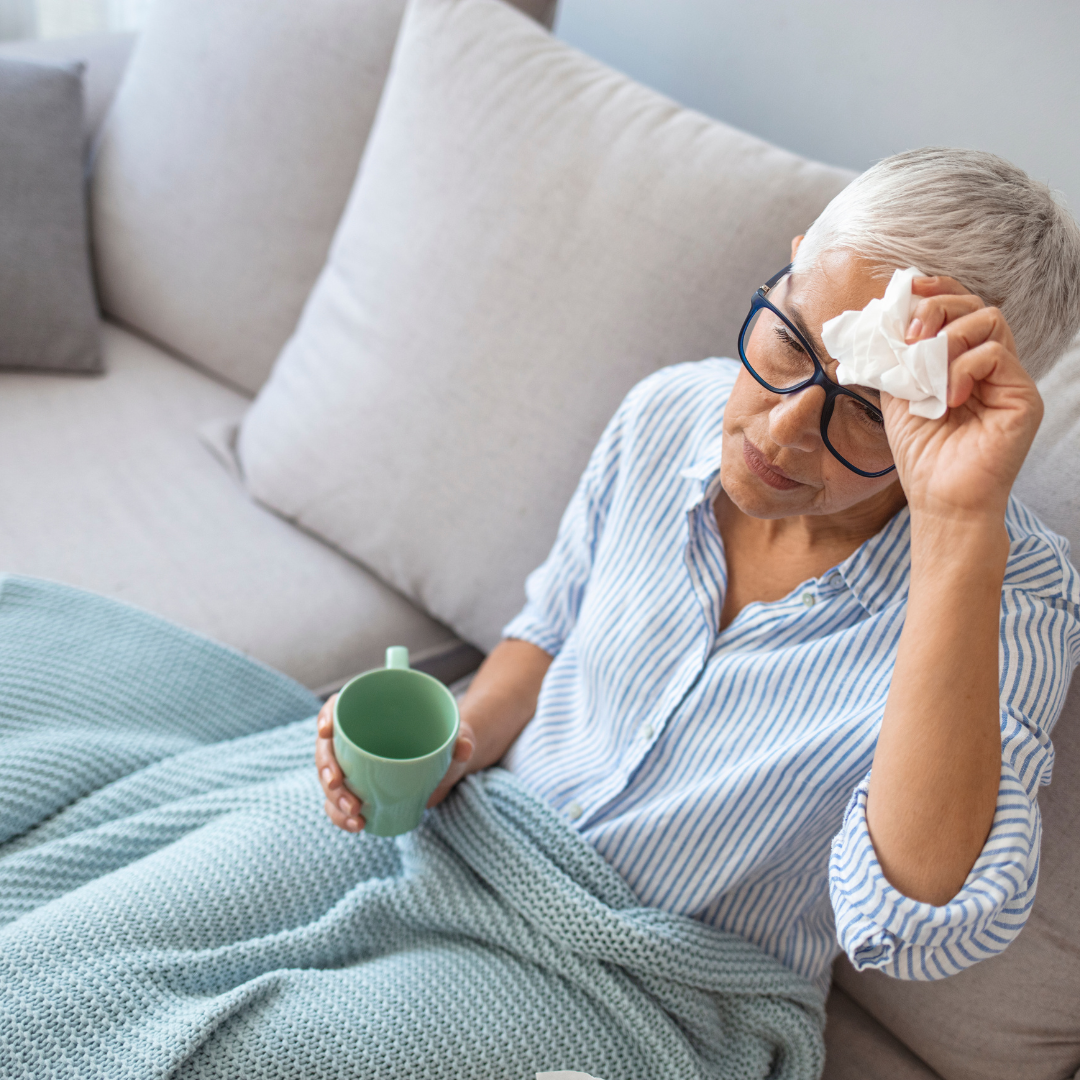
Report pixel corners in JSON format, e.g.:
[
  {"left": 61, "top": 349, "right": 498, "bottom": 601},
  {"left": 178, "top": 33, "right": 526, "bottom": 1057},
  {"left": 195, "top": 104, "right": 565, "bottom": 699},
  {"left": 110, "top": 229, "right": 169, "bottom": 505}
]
[
  {"left": 536, "top": 1073, "right": 603, "bottom": 1080},
  {"left": 820, "top": 266, "right": 949, "bottom": 419}
]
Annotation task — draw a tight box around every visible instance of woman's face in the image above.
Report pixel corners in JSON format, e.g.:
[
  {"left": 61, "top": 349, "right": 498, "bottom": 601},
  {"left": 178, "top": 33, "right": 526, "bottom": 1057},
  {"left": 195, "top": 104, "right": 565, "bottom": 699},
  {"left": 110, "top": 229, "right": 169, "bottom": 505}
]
[{"left": 720, "top": 242, "right": 906, "bottom": 522}]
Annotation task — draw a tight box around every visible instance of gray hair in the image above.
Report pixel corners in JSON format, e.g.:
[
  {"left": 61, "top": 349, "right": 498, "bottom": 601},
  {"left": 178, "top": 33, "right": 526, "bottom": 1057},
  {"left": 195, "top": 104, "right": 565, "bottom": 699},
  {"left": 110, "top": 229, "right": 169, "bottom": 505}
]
[{"left": 792, "top": 147, "right": 1080, "bottom": 381}]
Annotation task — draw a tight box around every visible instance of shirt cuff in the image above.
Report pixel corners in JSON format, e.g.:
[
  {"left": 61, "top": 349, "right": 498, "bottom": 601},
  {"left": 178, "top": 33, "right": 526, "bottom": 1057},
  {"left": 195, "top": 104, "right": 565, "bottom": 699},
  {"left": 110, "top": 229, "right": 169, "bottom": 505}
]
[
  {"left": 501, "top": 602, "right": 563, "bottom": 657},
  {"left": 829, "top": 760, "right": 1040, "bottom": 980}
]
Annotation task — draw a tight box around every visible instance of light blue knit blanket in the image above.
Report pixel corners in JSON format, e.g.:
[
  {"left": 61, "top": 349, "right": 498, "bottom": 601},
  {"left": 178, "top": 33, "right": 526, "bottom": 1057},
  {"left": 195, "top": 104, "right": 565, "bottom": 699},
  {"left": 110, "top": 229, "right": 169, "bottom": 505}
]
[{"left": 0, "top": 576, "right": 825, "bottom": 1080}]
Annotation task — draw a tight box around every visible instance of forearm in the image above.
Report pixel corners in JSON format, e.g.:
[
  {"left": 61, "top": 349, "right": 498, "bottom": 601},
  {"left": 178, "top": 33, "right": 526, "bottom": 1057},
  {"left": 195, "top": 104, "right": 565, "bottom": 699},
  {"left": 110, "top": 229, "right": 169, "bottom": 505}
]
[
  {"left": 866, "top": 512, "right": 1010, "bottom": 905},
  {"left": 459, "top": 638, "right": 553, "bottom": 772}
]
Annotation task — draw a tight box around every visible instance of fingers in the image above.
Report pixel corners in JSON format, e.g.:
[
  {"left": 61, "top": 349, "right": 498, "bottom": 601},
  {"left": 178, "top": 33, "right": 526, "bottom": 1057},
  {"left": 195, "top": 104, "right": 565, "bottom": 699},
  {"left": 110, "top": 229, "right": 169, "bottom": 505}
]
[
  {"left": 452, "top": 729, "right": 474, "bottom": 764},
  {"left": 938, "top": 307, "right": 1018, "bottom": 363},
  {"left": 426, "top": 727, "right": 476, "bottom": 808},
  {"left": 316, "top": 693, "right": 336, "bottom": 738},
  {"left": 909, "top": 275, "right": 974, "bottom": 299},
  {"left": 316, "top": 735, "right": 364, "bottom": 823},
  {"left": 947, "top": 340, "right": 1035, "bottom": 409},
  {"left": 314, "top": 726, "right": 341, "bottom": 787},
  {"left": 906, "top": 293, "right": 984, "bottom": 342},
  {"left": 323, "top": 797, "right": 364, "bottom": 833},
  {"left": 315, "top": 693, "right": 364, "bottom": 832}
]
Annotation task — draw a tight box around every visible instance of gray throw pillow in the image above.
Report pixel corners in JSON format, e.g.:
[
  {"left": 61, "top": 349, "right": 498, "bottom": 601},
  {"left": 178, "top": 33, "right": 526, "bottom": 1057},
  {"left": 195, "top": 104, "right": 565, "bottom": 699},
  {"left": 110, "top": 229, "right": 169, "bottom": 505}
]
[{"left": 0, "top": 57, "right": 100, "bottom": 372}]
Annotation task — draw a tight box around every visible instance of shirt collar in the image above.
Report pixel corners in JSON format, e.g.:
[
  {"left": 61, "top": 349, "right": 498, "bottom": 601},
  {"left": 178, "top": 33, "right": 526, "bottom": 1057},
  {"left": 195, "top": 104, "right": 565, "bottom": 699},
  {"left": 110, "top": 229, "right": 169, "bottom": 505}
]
[
  {"left": 678, "top": 436, "right": 912, "bottom": 615},
  {"left": 679, "top": 435, "right": 725, "bottom": 511}
]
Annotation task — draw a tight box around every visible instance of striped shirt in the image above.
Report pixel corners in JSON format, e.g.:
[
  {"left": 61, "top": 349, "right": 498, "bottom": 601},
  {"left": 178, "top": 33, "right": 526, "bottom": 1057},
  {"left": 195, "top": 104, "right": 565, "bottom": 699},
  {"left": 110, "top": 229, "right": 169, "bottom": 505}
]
[{"left": 502, "top": 358, "right": 1080, "bottom": 991}]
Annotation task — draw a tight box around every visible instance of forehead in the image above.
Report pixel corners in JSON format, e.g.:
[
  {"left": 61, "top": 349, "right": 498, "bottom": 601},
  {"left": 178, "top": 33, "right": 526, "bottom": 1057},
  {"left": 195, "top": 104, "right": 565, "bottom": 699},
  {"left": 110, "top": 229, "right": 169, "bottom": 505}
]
[{"left": 784, "top": 249, "right": 890, "bottom": 333}]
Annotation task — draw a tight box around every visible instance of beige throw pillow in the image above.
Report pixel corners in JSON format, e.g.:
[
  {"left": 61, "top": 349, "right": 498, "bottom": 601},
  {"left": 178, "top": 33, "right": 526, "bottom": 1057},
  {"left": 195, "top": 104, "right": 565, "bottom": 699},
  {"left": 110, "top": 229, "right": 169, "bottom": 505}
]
[{"left": 236, "top": 0, "right": 854, "bottom": 650}]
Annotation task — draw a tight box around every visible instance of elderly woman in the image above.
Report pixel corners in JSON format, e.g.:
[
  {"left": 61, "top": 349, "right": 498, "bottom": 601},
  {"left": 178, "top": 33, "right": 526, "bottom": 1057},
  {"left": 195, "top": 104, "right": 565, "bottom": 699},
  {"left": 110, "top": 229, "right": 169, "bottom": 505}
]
[
  {"left": 4, "top": 148, "right": 1080, "bottom": 1080},
  {"left": 317, "top": 147, "right": 1080, "bottom": 989}
]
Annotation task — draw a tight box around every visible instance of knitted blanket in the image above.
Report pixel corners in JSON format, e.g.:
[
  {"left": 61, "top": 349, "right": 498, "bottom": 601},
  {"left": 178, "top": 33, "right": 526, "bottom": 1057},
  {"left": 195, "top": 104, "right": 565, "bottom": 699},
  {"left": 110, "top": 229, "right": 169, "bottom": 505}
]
[{"left": 0, "top": 576, "right": 825, "bottom": 1080}]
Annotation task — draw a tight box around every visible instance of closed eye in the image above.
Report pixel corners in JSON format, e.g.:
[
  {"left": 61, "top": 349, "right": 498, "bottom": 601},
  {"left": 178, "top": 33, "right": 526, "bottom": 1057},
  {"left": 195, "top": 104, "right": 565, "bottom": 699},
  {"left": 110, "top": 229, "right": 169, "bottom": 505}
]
[
  {"left": 851, "top": 398, "right": 884, "bottom": 427},
  {"left": 773, "top": 326, "right": 807, "bottom": 356}
]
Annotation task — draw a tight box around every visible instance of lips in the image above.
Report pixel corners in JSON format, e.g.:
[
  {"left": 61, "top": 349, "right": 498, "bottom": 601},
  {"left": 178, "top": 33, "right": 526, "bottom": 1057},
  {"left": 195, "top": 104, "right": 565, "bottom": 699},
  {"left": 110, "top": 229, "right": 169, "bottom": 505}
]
[{"left": 742, "top": 437, "right": 802, "bottom": 490}]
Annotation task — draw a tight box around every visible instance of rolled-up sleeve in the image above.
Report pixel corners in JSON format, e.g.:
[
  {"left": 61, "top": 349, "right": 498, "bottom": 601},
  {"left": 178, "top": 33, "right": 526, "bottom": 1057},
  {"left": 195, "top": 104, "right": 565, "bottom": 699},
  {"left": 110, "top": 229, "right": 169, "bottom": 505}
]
[
  {"left": 829, "top": 532, "right": 1080, "bottom": 980},
  {"left": 501, "top": 381, "right": 641, "bottom": 657}
]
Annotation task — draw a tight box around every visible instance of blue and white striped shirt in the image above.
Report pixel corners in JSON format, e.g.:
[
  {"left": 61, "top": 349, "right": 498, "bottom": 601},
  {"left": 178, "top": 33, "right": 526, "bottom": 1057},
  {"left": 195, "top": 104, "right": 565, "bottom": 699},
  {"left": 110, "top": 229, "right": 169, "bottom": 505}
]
[{"left": 502, "top": 358, "right": 1080, "bottom": 991}]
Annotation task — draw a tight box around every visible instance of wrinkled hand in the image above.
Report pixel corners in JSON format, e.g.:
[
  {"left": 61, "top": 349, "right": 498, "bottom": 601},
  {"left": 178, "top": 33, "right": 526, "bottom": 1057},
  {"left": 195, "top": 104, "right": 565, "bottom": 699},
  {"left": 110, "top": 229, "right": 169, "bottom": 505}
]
[
  {"left": 882, "top": 276, "right": 1043, "bottom": 522},
  {"left": 315, "top": 694, "right": 476, "bottom": 833}
]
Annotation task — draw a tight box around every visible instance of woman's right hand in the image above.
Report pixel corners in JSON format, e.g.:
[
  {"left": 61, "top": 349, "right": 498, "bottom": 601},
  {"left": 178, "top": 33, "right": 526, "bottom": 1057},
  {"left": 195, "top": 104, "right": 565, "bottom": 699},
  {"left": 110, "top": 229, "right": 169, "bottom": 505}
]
[{"left": 315, "top": 695, "right": 365, "bottom": 832}]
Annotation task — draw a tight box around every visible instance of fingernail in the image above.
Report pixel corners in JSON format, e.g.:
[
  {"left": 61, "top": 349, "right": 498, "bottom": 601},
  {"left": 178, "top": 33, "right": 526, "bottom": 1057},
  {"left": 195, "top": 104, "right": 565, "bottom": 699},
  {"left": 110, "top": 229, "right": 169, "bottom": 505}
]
[
  {"left": 907, "top": 317, "right": 923, "bottom": 340},
  {"left": 345, "top": 818, "right": 360, "bottom": 832},
  {"left": 321, "top": 767, "right": 333, "bottom": 786},
  {"left": 338, "top": 796, "right": 351, "bottom": 813}
]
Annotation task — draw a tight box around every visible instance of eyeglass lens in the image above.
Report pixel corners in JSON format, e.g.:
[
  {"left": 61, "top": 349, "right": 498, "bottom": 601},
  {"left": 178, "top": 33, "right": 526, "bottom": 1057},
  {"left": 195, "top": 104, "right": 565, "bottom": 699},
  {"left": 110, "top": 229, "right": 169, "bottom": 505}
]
[{"left": 741, "top": 304, "right": 894, "bottom": 475}]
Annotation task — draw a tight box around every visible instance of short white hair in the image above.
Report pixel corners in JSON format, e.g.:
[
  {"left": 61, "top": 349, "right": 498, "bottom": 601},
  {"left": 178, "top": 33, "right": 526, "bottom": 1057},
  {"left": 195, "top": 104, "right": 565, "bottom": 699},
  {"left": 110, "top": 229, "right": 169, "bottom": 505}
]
[{"left": 792, "top": 147, "right": 1080, "bottom": 381}]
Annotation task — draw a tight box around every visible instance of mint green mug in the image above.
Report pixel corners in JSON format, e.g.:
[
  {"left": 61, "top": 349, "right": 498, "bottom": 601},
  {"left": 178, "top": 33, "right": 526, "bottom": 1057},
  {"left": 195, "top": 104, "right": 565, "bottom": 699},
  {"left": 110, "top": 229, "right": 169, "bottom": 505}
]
[{"left": 332, "top": 646, "right": 460, "bottom": 837}]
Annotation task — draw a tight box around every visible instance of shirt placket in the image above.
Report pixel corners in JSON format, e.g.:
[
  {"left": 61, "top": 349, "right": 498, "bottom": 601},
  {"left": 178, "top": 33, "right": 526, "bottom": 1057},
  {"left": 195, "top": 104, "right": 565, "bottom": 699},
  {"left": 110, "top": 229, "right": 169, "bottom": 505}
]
[{"left": 569, "top": 491, "right": 723, "bottom": 827}]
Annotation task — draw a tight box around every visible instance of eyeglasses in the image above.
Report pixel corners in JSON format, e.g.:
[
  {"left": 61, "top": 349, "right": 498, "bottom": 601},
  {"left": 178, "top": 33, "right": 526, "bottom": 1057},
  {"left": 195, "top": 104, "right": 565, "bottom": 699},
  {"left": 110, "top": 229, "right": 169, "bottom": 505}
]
[{"left": 737, "top": 264, "right": 895, "bottom": 478}]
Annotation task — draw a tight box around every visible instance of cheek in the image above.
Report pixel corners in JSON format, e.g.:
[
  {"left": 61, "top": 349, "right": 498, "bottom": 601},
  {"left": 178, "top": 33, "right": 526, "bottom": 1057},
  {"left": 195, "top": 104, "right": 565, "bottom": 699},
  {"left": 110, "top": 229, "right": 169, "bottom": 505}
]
[
  {"left": 723, "top": 369, "right": 770, "bottom": 433},
  {"left": 817, "top": 461, "right": 897, "bottom": 509}
]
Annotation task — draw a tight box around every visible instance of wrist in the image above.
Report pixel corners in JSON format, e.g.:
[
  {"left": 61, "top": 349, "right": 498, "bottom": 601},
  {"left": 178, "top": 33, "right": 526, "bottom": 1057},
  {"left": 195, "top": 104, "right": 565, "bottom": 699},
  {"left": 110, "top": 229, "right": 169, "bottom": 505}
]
[{"left": 907, "top": 510, "right": 1009, "bottom": 592}]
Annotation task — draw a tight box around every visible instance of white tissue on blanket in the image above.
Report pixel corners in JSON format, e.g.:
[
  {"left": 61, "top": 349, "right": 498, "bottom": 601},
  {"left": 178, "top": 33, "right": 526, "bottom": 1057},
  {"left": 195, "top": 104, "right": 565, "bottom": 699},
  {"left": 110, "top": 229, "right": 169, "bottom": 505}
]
[
  {"left": 820, "top": 266, "right": 949, "bottom": 420},
  {"left": 536, "top": 1073, "right": 604, "bottom": 1079}
]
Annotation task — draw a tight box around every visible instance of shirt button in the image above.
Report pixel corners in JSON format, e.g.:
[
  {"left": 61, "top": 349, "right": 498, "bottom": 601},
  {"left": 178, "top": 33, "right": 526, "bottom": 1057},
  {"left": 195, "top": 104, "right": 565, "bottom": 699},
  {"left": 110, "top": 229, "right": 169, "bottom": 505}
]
[
  {"left": 567, "top": 801, "right": 583, "bottom": 821},
  {"left": 642, "top": 722, "right": 655, "bottom": 739},
  {"left": 801, "top": 591, "right": 817, "bottom": 608}
]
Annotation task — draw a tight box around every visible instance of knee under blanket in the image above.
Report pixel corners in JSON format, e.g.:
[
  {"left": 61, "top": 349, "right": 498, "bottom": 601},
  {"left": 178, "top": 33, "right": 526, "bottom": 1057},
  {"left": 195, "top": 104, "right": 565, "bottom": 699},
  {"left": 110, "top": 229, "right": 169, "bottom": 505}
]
[{"left": 0, "top": 576, "right": 825, "bottom": 1080}]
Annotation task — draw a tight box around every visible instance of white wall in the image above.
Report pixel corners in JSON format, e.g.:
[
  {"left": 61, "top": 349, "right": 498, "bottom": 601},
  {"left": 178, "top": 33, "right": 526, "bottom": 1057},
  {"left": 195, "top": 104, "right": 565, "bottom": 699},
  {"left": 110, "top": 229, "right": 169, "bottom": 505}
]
[
  {"left": 0, "top": 0, "right": 147, "bottom": 39},
  {"left": 556, "top": 0, "right": 1080, "bottom": 214}
]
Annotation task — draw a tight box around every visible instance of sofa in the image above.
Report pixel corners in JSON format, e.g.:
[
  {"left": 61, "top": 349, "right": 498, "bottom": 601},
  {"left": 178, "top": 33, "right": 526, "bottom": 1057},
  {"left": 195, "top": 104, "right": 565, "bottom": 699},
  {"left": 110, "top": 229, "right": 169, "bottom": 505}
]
[{"left": 1, "top": 1, "right": 1078, "bottom": 1077}]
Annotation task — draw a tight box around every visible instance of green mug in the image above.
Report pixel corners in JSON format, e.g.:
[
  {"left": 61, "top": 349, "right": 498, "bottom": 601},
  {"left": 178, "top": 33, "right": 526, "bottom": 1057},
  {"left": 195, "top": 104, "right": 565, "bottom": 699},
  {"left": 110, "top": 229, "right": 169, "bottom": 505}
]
[{"left": 332, "top": 646, "right": 460, "bottom": 837}]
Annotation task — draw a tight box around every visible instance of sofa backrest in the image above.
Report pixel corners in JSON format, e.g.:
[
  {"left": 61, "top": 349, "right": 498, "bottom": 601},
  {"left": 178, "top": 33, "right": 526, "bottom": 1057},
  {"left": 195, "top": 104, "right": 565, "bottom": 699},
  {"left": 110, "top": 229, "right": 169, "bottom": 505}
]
[
  {"left": 832, "top": 336, "right": 1080, "bottom": 1080},
  {"left": 89, "top": 0, "right": 557, "bottom": 396}
]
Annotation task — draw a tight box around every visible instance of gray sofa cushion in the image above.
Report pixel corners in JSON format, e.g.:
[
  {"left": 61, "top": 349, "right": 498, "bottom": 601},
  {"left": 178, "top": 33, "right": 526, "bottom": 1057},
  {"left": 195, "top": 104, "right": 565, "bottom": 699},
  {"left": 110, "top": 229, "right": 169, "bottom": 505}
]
[
  {"left": 831, "top": 336, "right": 1080, "bottom": 1080},
  {"left": 235, "top": 0, "right": 854, "bottom": 653},
  {"left": 822, "top": 986, "right": 941, "bottom": 1080},
  {"left": 0, "top": 323, "right": 461, "bottom": 692},
  {"left": 0, "top": 57, "right": 99, "bottom": 372}
]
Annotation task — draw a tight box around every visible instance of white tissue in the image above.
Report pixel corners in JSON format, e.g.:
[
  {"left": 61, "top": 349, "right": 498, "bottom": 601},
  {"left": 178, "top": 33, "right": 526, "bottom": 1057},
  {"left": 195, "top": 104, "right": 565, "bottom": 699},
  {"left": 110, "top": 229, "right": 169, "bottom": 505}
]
[
  {"left": 820, "top": 266, "right": 949, "bottom": 420},
  {"left": 536, "top": 1073, "right": 603, "bottom": 1080}
]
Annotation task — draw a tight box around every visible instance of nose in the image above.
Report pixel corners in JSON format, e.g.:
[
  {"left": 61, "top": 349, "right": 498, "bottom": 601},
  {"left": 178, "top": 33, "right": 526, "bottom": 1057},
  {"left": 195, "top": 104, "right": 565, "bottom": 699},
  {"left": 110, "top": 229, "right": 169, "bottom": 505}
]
[{"left": 767, "top": 385, "right": 825, "bottom": 453}]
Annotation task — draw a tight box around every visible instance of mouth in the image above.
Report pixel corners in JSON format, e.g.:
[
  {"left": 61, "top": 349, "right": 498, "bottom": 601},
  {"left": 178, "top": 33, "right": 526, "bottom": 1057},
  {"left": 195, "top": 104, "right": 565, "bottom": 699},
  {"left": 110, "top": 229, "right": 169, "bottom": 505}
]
[{"left": 742, "top": 437, "right": 803, "bottom": 491}]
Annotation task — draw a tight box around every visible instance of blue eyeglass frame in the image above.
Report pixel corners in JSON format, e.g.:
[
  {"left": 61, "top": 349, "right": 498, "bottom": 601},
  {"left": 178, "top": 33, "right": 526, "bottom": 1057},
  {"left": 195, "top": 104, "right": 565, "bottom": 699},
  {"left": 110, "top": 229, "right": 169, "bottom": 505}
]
[{"left": 737, "top": 263, "right": 896, "bottom": 478}]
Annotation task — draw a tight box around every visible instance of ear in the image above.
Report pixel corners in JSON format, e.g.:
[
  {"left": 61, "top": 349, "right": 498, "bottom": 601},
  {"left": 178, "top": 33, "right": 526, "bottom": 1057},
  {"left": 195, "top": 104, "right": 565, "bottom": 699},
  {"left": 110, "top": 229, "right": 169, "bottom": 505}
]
[{"left": 790, "top": 234, "right": 805, "bottom": 261}]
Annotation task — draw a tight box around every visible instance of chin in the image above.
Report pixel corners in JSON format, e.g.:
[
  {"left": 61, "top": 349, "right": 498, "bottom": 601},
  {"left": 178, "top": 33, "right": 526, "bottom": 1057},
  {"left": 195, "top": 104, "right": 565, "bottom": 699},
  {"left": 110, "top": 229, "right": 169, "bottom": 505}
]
[{"left": 719, "top": 460, "right": 804, "bottom": 520}]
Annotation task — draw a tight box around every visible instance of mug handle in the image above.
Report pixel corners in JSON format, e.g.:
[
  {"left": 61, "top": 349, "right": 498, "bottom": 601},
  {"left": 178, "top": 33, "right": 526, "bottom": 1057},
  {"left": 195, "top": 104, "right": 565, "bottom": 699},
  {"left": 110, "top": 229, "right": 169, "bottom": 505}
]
[{"left": 385, "top": 646, "right": 410, "bottom": 670}]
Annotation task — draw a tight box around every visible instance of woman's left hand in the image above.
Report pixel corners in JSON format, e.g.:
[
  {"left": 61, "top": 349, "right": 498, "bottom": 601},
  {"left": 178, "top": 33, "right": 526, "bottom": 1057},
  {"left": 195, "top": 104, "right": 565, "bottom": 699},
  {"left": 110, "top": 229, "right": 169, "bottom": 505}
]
[{"left": 881, "top": 276, "right": 1043, "bottom": 523}]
